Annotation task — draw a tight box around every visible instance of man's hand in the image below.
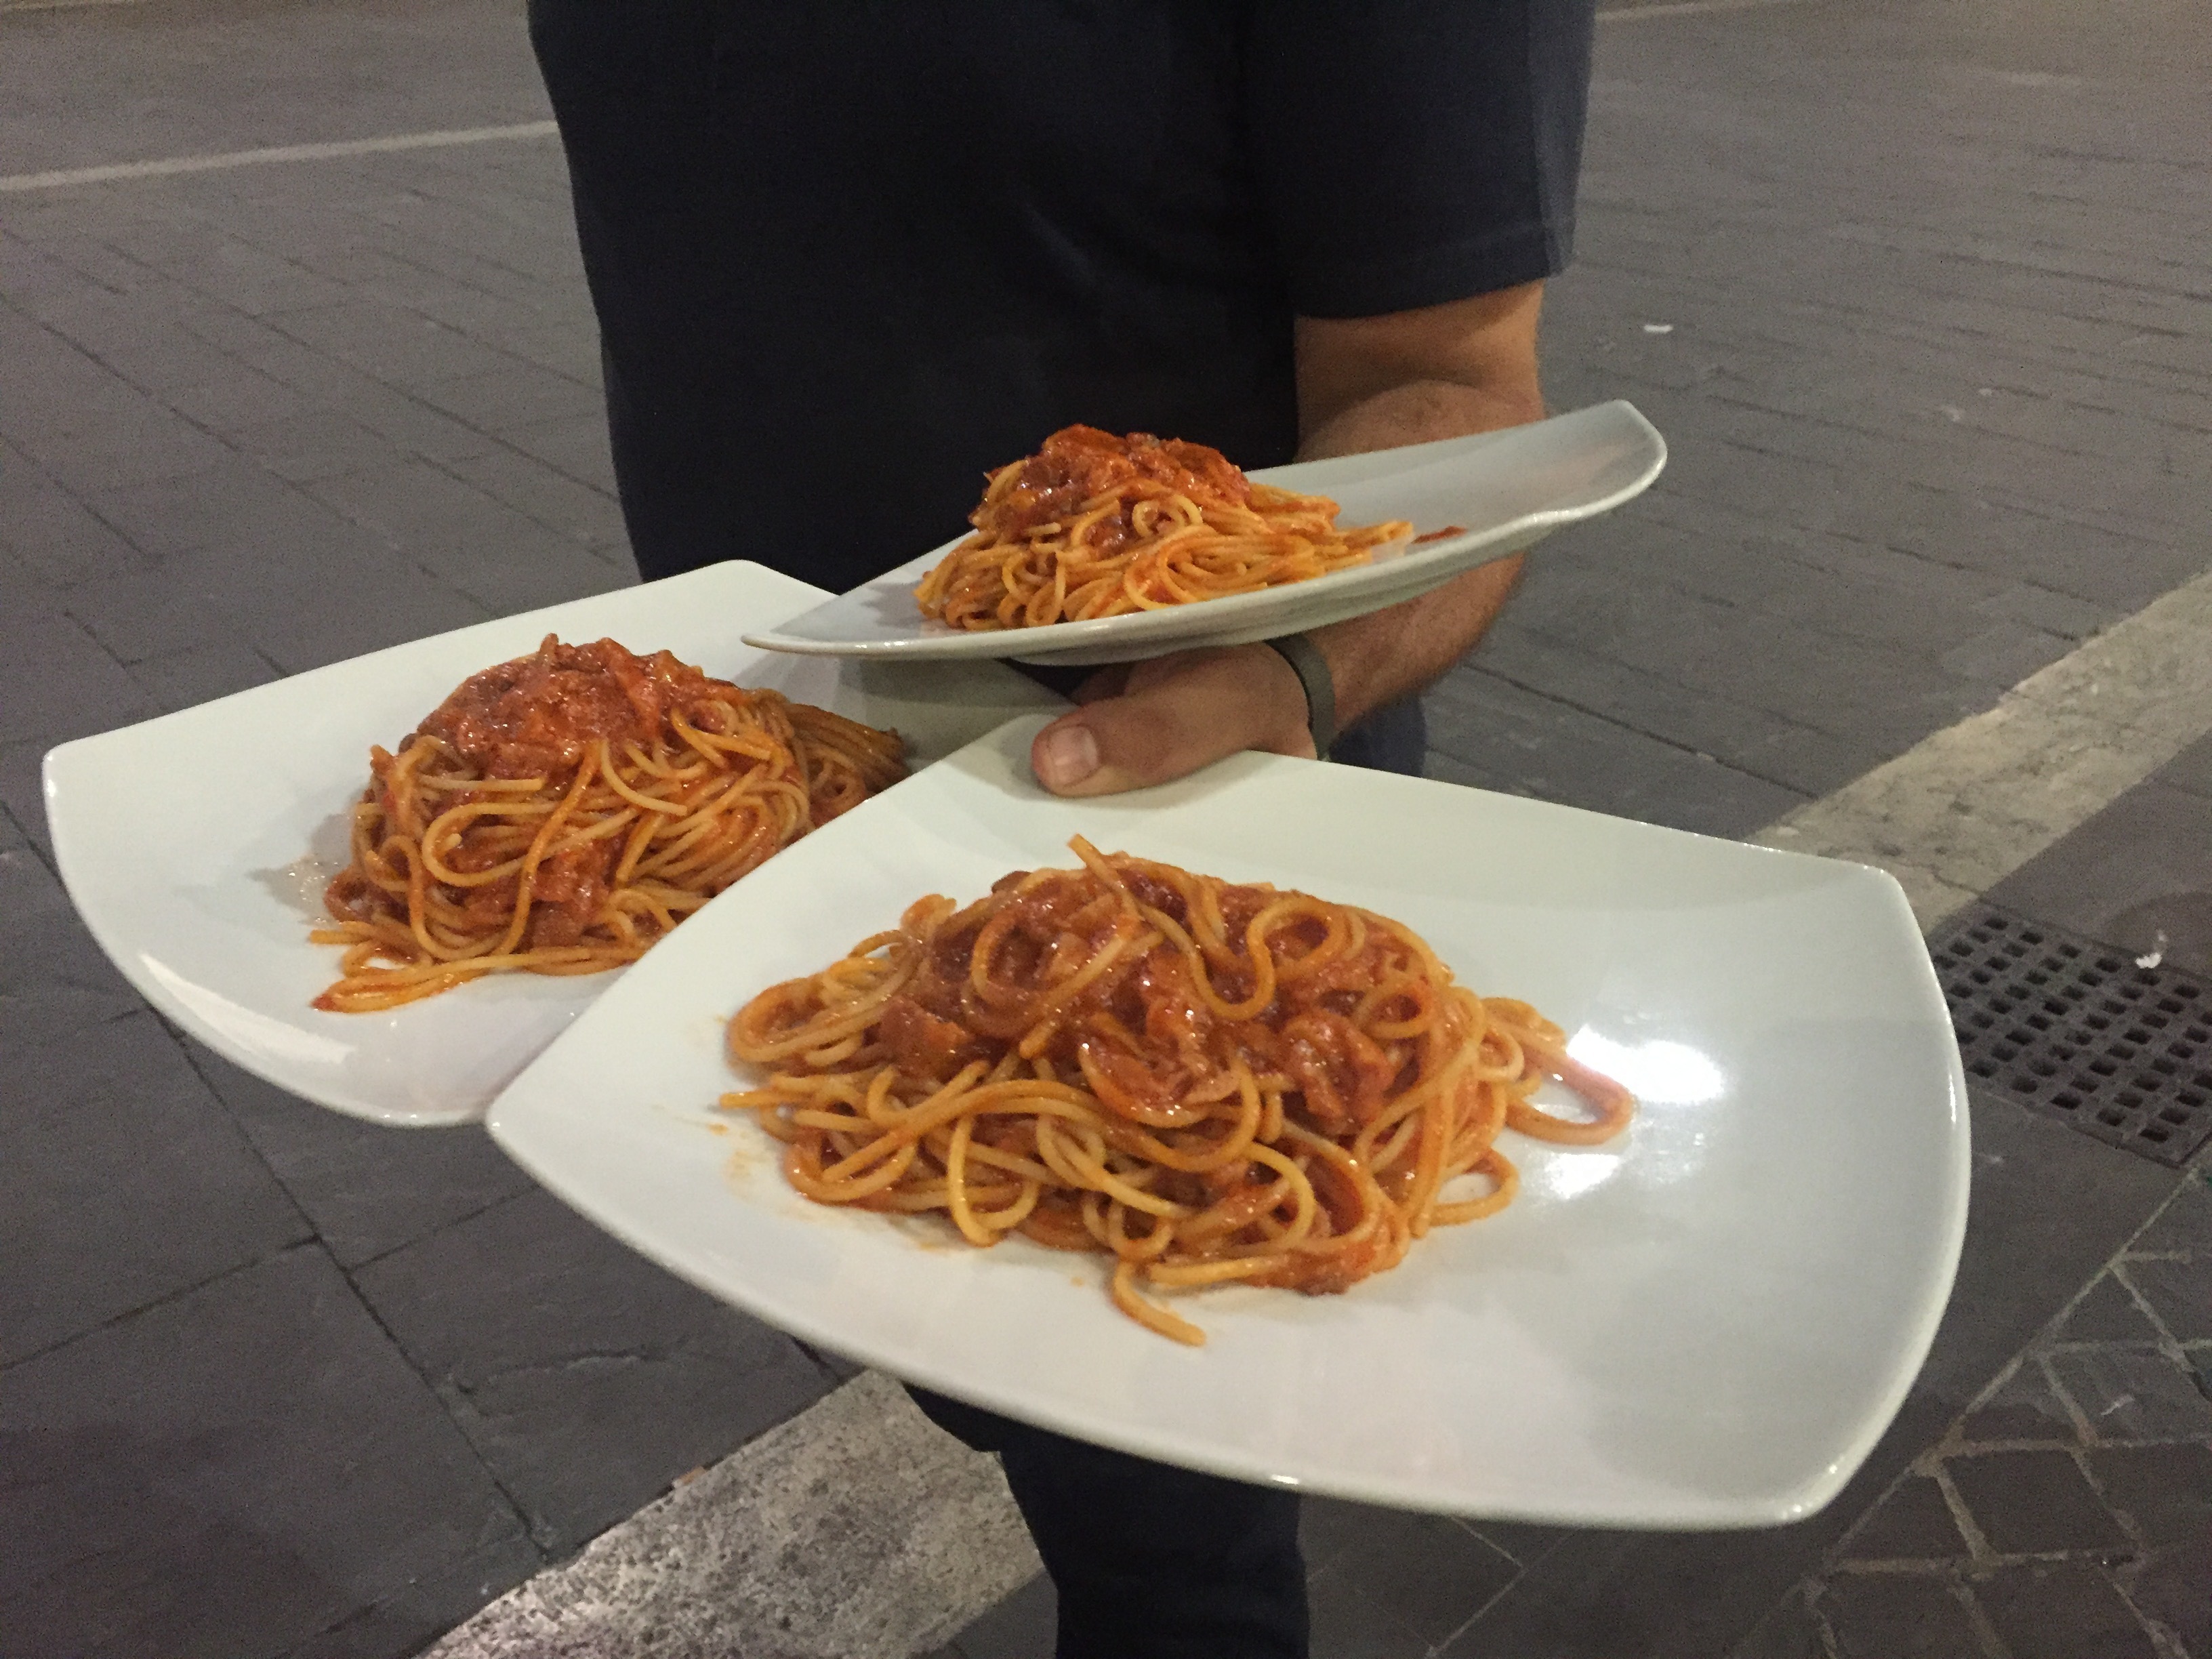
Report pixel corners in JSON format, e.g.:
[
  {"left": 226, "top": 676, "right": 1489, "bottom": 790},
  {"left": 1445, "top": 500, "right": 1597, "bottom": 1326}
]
[
  {"left": 1030, "top": 281, "right": 1548, "bottom": 798},
  {"left": 1030, "top": 644, "right": 1316, "bottom": 795}
]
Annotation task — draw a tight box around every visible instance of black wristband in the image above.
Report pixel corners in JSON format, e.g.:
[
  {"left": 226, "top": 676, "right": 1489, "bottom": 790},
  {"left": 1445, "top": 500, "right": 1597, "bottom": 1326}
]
[{"left": 1263, "top": 634, "right": 1336, "bottom": 760}]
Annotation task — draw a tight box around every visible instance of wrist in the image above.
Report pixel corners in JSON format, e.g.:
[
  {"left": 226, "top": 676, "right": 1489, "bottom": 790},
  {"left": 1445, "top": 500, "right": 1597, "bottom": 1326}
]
[{"left": 1261, "top": 634, "right": 1334, "bottom": 759}]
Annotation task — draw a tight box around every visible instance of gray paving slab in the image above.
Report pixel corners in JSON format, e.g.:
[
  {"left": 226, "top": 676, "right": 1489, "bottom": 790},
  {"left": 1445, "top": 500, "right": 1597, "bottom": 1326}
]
[
  {"left": 2133, "top": 1540, "right": 2212, "bottom": 1658},
  {"left": 1816, "top": 1572, "right": 1985, "bottom": 1659},
  {"left": 412, "top": 362, "right": 603, "bottom": 434},
  {"left": 938, "top": 1572, "right": 1054, "bottom": 1659},
  {"left": 163, "top": 525, "right": 491, "bottom": 674},
  {"left": 0, "top": 1244, "right": 534, "bottom": 1659},
  {"left": 0, "top": 443, "right": 152, "bottom": 588},
  {"left": 1307, "top": 1509, "right": 1520, "bottom": 1656},
  {"left": 1957, "top": 1355, "right": 2080, "bottom": 1446},
  {"left": 350, "top": 1186, "right": 836, "bottom": 1554},
  {"left": 2048, "top": 1273, "right": 2164, "bottom": 1346},
  {"left": 0, "top": 602, "right": 152, "bottom": 746},
  {"left": 300, "top": 455, "right": 617, "bottom": 584},
  {"left": 433, "top": 446, "right": 627, "bottom": 554},
  {"left": 0, "top": 741, "right": 52, "bottom": 861},
  {"left": 1984, "top": 783, "right": 2212, "bottom": 979},
  {"left": 2152, "top": 733, "right": 2212, "bottom": 804},
  {"left": 1423, "top": 664, "right": 1807, "bottom": 839},
  {"left": 495, "top": 411, "right": 617, "bottom": 493},
  {"left": 183, "top": 1041, "right": 539, "bottom": 1272},
  {"left": 1948, "top": 1448, "right": 2133, "bottom": 1555},
  {"left": 1977, "top": 1562, "right": 2160, "bottom": 1659},
  {"left": 2131, "top": 1173, "right": 2212, "bottom": 1256},
  {"left": 2087, "top": 1442, "right": 2212, "bottom": 1547},
  {"left": 153, "top": 362, "right": 323, "bottom": 436},
  {"left": 1832, "top": 1476, "right": 1965, "bottom": 1563},
  {"left": 2121, "top": 1255, "right": 2212, "bottom": 1344},
  {"left": 72, "top": 453, "right": 343, "bottom": 562},
  {"left": 126, "top": 636, "right": 285, "bottom": 715},
  {"left": 0, "top": 1008, "right": 308, "bottom": 1366},
  {"left": 2045, "top": 1344, "right": 2212, "bottom": 1443},
  {"left": 1725, "top": 1586, "right": 1828, "bottom": 1659},
  {"left": 266, "top": 299, "right": 527, "bottom": 392}
]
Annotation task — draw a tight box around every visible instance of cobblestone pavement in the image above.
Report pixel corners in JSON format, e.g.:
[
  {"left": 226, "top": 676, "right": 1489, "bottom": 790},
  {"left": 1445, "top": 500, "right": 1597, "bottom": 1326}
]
[
  {"left": 4, "top": 0, "right": 2210, "bottom": 1655},
  {"left": 1802, "top": 1172, "right": 2212, "bottom": 1659}
]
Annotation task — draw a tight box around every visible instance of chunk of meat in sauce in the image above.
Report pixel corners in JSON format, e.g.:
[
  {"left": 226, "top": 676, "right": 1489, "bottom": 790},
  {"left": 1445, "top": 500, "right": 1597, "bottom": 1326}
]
[{"left": 975, "top": 426, "right": 1253, "bottom": 550}]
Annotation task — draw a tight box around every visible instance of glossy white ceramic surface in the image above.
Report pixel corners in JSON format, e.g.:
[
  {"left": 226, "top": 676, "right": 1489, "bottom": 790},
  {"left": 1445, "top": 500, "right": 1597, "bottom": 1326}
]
[
  {"left": 741, "top": 401, "right": 1666, "bottom": 666},
  {"left": 43, "top": 563, "right": 1063, "bottom": 1128},
  {"left": 487, "top": 716, "right": 1969, "bottom": 1526}
]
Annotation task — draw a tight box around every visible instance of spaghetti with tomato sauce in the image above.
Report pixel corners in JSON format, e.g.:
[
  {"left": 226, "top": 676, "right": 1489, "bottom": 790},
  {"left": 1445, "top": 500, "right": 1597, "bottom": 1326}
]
[
  {"left": 312, "top": 636, "right": 905, "bottom": 1012},
  {"left": 723, "top": 837, "right": 1632, "bottom": 1343},
  {"left": 914, "top": 426, "right": 1412, "bottom": 630}
]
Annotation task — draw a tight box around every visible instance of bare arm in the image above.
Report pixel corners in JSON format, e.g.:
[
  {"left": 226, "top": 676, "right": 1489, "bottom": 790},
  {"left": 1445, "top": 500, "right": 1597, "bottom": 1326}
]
[{"left": 1031, "top": 283, "right": 1547, "bottom": 794}]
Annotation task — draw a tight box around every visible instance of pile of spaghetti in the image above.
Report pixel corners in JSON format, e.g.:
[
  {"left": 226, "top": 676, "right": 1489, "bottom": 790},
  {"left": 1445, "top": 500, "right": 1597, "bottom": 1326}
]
[
  {"left": 723, "top": 837, "right": 1631, "bottom": 1343},
  {"left": 312, "top": 636, "right": 905, "bottom": 1012},
  {"left": 914, "top": 425, "right": 1411, "bottom": 630}
]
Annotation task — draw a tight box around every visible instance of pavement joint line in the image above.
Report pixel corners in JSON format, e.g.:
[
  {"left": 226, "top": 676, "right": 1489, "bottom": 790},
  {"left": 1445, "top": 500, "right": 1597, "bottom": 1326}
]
[
  {"left": 0, "top": 0, "right": 146, "bottom": 13},
  {"left": 0, "top": 121, "right": 559, "bottom": 194},
  {"left": 1753, "top": 565, "right": 2212, "bottom": 930},
  {"left": 1596, "top": 0, "right": 1814, "bottom": 20}
]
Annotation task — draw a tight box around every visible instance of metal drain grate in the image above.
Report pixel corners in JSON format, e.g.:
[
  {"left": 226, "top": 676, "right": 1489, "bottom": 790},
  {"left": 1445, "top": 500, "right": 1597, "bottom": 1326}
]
[{"left": 1932, "top": 904, "right": 2212, "bottom": 1166}]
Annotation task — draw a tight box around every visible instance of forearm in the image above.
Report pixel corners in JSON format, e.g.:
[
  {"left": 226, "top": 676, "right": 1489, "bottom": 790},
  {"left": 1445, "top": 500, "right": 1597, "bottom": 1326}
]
[{"left": 1296, "top": 377, "right": 1543, "bottom": 729}]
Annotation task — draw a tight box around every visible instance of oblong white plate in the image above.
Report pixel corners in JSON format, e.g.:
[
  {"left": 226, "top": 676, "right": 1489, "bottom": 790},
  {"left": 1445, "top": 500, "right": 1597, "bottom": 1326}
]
[
  {"left": 486, "top": 716, "right": 1969, "bottom": 1527},
  {"left": 742, "top": 401, "right": 1665, "bottom": 667},
  {"left": 42, "top": 562, "right": 1063, "bottom": 1128}
]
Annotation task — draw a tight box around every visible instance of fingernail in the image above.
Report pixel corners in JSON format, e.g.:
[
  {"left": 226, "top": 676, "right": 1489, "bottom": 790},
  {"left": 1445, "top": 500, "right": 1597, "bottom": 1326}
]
[{"left": 1039, "top": 723, "right": 1100, "bottom": 790}]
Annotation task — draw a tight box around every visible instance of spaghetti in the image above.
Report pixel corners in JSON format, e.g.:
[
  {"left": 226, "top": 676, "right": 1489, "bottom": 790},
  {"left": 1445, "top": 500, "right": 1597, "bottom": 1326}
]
[
  {"left": 313, "top": 636, "right": 905, "bottom": 1012},
  {"left": 915, "top": 425, "right": 1412, "bottom": 630},
  {"left": 722, "top": 838, "right": 1632, "bottom": 1343}
]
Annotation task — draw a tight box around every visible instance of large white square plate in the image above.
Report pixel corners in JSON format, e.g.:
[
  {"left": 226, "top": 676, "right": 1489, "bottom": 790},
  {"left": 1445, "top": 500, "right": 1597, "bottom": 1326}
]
[
  {"left": 43, "top": 563, "right": 1062, "bottom": 1128},
  {"left": 487, "top": 716, "right": 1969, "bottom": 1526},
  {"left": 743, "top": 401, "right": 1666, "bottom": 666}
]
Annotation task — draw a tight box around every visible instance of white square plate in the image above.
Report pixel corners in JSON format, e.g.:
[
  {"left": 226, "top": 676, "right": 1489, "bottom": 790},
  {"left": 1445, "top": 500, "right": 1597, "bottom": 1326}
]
[
  {"left": 43, "top": 563, "right": 1062, "bottom": 1127},
  {"left": 486, "top": 716, "right": 1969, "bottom": 1526},
  {"left": 742, "top": 401, "right": 1666, "bottom": 666}
]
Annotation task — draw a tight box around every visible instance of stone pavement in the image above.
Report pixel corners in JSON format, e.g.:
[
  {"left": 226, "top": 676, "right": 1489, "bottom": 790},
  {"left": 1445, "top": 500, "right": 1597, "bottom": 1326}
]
[
  {"left": 4, "top": 0, "right": 2210, "bottom": 1655},
  {"left": 1804, "top": 1173, "right": 2212, "bottom": 1659}
]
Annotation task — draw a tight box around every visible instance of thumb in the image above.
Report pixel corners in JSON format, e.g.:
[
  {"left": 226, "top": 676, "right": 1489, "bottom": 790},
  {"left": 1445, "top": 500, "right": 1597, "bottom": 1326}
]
[{"left": 1029, "top": 646, "right": 1313, "bottom": 797}]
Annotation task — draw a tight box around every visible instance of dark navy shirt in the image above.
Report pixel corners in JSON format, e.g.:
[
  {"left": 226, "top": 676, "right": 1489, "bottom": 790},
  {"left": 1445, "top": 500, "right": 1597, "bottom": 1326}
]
[{"left": 529, "top": 2, "right": 1595, "bottom": 590}]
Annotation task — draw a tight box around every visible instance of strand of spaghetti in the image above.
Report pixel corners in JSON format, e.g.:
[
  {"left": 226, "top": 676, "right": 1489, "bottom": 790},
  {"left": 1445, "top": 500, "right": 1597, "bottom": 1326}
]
[
  {"left": 597, "top": 740, "right": 691, "bottom": 813},
  {"left": 1112, "top": 1259, "right": 1204, "bottom": 1345},
  {"left": 1509, "top": 1042, "right": 1639, "bottom": 1144}
]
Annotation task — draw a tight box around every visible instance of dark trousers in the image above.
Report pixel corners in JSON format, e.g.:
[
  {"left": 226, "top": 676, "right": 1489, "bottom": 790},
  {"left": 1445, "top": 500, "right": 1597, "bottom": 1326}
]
[
  {"left": 914, "top": 696, "right": 1425, "bottom": 1659},
  {"left": 909, "top": 1389, "right": 1309, "bottom": 1659}
]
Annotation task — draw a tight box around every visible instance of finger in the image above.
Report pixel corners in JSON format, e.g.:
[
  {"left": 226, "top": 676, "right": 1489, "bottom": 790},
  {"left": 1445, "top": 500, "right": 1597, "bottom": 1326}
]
[{"left": 1030, "top": 646, "right": 1313, "bottom": 796}]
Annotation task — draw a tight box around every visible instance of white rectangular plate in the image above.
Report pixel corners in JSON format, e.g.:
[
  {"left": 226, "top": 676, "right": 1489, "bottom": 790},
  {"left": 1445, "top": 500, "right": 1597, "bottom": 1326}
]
[
  {"left": 742, "top": 401, "right": 1666, "bottom": 667},
  {"left": 42, "top": 562, "right": 1062, "bottom": 1128},
  {"left": 487, "top": 716, "right": 1969, "bottom": 1527}
]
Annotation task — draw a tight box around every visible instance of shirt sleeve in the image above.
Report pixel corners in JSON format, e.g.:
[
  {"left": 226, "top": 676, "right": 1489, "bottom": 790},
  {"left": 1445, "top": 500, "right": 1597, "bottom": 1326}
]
[{"left": 1243, "top": 0, "right": 1596, "bottom": 318}]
